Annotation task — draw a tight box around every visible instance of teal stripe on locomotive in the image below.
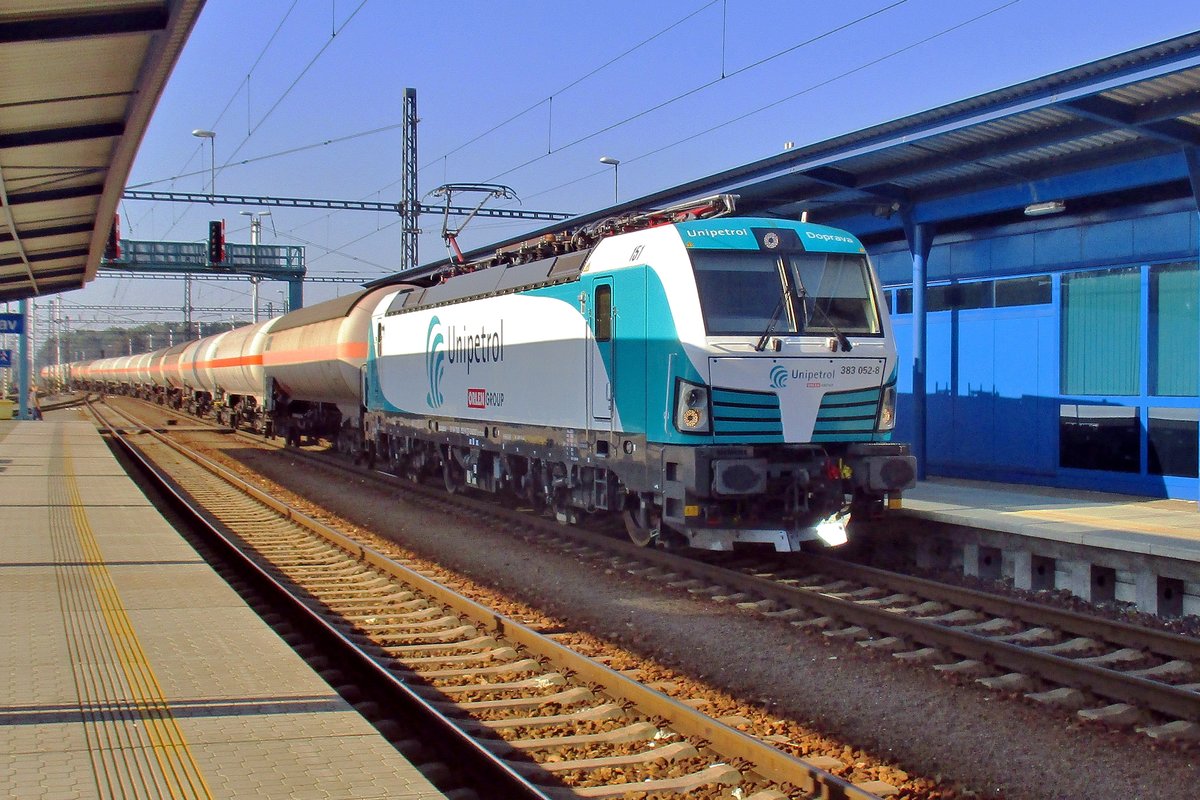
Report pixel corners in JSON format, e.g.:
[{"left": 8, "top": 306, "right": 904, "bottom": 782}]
[
  {"left": 812, "top": 384, "right": 882, "bottom": 441},
  {"left": 711, "top": 387, "right": 784, "bottom": 443}
]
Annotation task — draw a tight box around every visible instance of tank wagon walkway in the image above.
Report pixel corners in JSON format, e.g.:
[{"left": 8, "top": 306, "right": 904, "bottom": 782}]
[{"left": 0, "top": 418, "right": 443, "bottom": 800}]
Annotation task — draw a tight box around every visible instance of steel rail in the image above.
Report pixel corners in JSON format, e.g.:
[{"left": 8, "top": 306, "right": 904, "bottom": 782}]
[
  {"left": 108, "top": 396, "right": 1200, "bottom": 724},
  {"left": 96, "top": 398, "right": 884, "bottom": 800},
  {"left": 597, "top": 546, "right": 1200, "bottom": 721},
  {"left": 87, "top": 399, "right": 556, "bottom": 800},
  {"left": 800, "top": 553, "right": 1200, "bottom": 661}
]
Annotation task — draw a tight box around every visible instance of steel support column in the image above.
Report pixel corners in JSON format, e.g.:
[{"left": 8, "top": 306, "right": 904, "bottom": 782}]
[
  {"left": 902, "top": 215, "right": 934, "bottom": 480},
  {"left": 17, "top": 298, "right": 29, "bottom": 419},
  {"left": 288, "top": 279, "right": 303, "bottom": 313}
]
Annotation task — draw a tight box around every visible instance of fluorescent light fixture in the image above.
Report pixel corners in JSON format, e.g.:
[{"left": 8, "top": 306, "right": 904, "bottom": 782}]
[{"left": 1024, "top": 200, "right": 1065, "bottom": 216}]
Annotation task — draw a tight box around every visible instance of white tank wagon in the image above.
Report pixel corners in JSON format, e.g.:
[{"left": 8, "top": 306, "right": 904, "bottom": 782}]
[
  {"left": 176, "top": 336, "right": 223, "bottom": 415},
  {"left": 263, "top": 285, "right": 408, "bottom": 448},
  {"left": 199, "top": 318, "right": 280, "bottom": 431},
  {"left": 131, "top": 351, "right": 157, "bottom": 397},
  {"left": 109, "top": 356, "right": 134, "bottom": 392},
  {"left": 154, "top": 341, "right": 192, "bottom": 407}
]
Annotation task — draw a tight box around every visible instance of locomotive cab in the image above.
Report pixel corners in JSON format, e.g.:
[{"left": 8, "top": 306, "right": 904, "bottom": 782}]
[{"left": 650, "top": 223, "right": 916, "bottom": 550}]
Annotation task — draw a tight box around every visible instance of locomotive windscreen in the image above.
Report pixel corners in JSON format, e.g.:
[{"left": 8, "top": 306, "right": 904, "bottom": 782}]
[{"left": 691, "top": 251, "right": 881, "bottom": 337}]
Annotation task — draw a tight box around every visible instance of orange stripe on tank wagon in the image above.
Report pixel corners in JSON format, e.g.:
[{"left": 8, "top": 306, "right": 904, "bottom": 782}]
[
  {"left": 262, "top": 341, "right": 367, "bottom": 365},
  {"left": 193, "top": 355, "right": 265, "bottom": 369}
]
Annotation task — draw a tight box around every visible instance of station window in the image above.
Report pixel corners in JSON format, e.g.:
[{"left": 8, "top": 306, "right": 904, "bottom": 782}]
[
  {"left": 1059, "top": 404, "right": 1140, "bottom": 473},
  {"left": 1148, "top": 407, "right": 1199, "bottom": 478},
  {"left": 891, "top": 276, "right": 1051, "bottom": 315},
  {"left": 1061, "top": 267, "right": 1140, "bottom": 396},
  {"left": 995, "top": 275, "right": 1051, "bottom": 307},
  {"left": 926, "top": 282, "right": 993, "bottom": 312},
  {"left": 1149, "top": 262, "right": 1198, "bottom": 397}
]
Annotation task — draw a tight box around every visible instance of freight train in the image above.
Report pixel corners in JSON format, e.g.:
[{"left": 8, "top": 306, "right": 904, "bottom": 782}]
[{"left": 59, "top": 195, "right": 916, "bottom": 551}]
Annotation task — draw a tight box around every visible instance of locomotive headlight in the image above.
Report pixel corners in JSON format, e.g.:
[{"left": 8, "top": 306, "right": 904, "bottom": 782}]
[
  {"left": 675, "top": 379, "right": 710, "bottom": 433},
  {"left": 877, "top": 384, "right": 897, "bottom": 431}
]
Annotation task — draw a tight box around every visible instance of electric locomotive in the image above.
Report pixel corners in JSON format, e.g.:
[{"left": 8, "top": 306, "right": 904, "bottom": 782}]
[{"left": 365, "top": 195, "right": 915, "bottom": 551}]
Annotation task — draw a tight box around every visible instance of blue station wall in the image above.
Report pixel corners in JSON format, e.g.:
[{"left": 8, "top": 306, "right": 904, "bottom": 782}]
[{"left": 870, "top": 204, "right": 1199, "bottom": 500}]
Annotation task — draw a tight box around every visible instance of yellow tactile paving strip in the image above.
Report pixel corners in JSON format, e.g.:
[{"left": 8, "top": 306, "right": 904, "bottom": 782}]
[{"left": 49, "top": 429, "right": 213, "bottom": 800}]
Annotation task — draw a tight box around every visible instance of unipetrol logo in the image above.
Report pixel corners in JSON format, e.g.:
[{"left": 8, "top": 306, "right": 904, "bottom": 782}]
[
  {"left": 804, "top": 230, "right": 856, "bottom": 245},
  {"left": 426, "top": 316, "right": 445, "bottom": 408},
  {"left": 683, "top": 227, "right": 749, "bottom": 238},
  {"left": 769, "top": 365, "right": 788, "bottom": 389}
]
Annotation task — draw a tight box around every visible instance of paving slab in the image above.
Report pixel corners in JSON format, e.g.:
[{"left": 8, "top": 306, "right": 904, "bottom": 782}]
[
  {"left": 903, "top": 477, "right": 1200, "bottom": 563},
  {"left": 0, "top": 420, "right": 445, "bottom": 800}
]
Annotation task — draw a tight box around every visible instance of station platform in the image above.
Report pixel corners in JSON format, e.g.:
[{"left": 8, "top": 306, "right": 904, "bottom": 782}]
[
  {"left": 0, "top": 418, "right": 445, "bottom": 800},
  {"left": 897, "top": 478, "right": 1199, "bottom": 615},
  {"left": 902, "top": 478, "right": 1199, "bottom": 561}
]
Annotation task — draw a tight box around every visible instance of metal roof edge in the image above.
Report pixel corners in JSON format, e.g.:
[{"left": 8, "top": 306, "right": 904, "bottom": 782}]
[{"left": 84, "top": 0, "right": 206, "bottom": 284}]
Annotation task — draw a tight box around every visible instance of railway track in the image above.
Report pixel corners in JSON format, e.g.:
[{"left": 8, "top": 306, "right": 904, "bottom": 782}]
[
  {"left": 103, "top": 395, "right": 1200, "bottom": 742},
  {"left": 90, "top": 397, "right": 896, "bottom": 799},
  {"left": 98, "top": 395, "right": 1200, "bottom": 753}
]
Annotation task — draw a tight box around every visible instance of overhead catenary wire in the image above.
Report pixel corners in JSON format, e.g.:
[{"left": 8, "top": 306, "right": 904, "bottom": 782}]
[
  {"left": 118, "top": 0, "right": 1026, "bottom": 318},
  {"left": 143, "top": 0, "right": 301, "bottom": 234},
  {"left": 133, "top": 2, "right": 902, "bottom": 264},
  {"left": 499, "top": 0, "right": 1023, "bottom": 207},
  {"left": 480, "top": 0, "right": 910, "bottom": 185},
  {"left": 242, "top": 1, "right": 913, "bottom": 271},
  {"left": 158, "top": 1, "right": 370, "bottom": 239}
]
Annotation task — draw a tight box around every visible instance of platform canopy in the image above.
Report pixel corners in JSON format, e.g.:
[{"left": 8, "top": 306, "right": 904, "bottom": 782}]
[
  {"left": 434, "top": 30, "right": 1200, "bottom": 271},
  {"left": 0, "top": 0, "right": 202, "bottom": 303}
]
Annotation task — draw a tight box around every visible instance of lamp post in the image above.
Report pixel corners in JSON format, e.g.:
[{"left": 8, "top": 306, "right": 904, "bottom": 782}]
[
  {"left": 599, "top": 156, "right": 620, "bottom": 204},
  {"left": 191, "top": 129, "right": 216, "bottom": 196},
  {"left": 240, "top": 210, "right": 271, "bottom": 323}
]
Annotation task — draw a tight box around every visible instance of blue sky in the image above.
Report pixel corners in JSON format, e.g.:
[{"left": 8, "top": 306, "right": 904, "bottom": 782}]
[{"left": 66, "top": 0, "right": 1199, "bottom": 328}]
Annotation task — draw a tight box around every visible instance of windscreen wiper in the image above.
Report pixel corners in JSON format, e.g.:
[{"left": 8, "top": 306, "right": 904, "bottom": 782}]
[
  {"left": 796, "top": 287, "right": 852, "bottom": 351},
  {"left": 754, "top": 294, "right": 786, "bottom": 352}
]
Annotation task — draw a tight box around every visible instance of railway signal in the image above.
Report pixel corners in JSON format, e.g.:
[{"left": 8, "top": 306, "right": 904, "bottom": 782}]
[{"left": 207, "top": 219, "right": 225, "bottom": 263}]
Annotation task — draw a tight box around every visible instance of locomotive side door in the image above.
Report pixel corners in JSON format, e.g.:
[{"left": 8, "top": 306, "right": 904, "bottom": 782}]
[{"left": 590, "top": 279, "right": 614, "bottom": 423}]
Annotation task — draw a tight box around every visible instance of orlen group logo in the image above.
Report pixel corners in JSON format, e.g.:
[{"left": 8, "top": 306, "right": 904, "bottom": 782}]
[
  {"left": 426, "top": 316, "right": 445, "bottom": 408},
  {"left": 467, "top": 388, "right": 505, "bottom": 409},
  {"left": 769, "top": 365, "right": 788, "bottom": 389}
]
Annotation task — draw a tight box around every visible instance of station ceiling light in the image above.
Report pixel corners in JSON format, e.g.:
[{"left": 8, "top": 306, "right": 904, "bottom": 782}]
[{"left": 1024, "top": 200, "right": 1066, "bottom": 216}]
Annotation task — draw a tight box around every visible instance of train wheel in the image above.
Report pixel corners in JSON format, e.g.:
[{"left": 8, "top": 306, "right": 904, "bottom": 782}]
[
  {"left": 551, "top": 489, "right": 576, "bottom": 525},
  {"left": 442, "top": 456, "right": 465, "bottom": 494},
  {"left": 622, "top": 511, "right": 659, "bottom": 547}
]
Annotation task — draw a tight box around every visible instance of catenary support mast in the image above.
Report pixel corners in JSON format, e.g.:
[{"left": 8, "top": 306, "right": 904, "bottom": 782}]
[{"left": 401, "top": 87, "right": 420, "bottom": 273}]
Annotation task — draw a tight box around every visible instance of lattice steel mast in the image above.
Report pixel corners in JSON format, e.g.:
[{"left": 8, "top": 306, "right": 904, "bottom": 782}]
[{"left": 401, "top": 87, "right": 420, "bottom": 272}]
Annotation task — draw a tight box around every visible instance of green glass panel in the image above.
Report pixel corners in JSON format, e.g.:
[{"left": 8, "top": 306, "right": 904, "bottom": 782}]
[
  {"left": 1061, "top": 268, "right": 1140, "bottom": 396},
  {"left": 1151, "top": 263, "right": 1198, "bottom": 397}
]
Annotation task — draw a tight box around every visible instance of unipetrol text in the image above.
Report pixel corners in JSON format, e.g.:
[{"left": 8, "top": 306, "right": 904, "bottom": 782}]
[
  {"left": 682, "top": 227, "right": 749, "bottom": 238},
  {"left": 446, "top": 322, "right": 505, "bottom": 374},
  {"left": 792, "top": 368, "right": 835, "bottom": 381}
]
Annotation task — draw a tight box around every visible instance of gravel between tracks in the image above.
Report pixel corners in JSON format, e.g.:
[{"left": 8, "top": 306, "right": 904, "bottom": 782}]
[{"left": 174, "top": 432, "right": 1200, "bottom": 800}]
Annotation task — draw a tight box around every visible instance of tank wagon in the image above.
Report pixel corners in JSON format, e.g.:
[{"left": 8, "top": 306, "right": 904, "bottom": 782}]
[
  {"left": 66, "top": 194, "right": 915, "bottom": 552},
  {"left": 262, "top": 284, "right": 407, "bottom": 449}
]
